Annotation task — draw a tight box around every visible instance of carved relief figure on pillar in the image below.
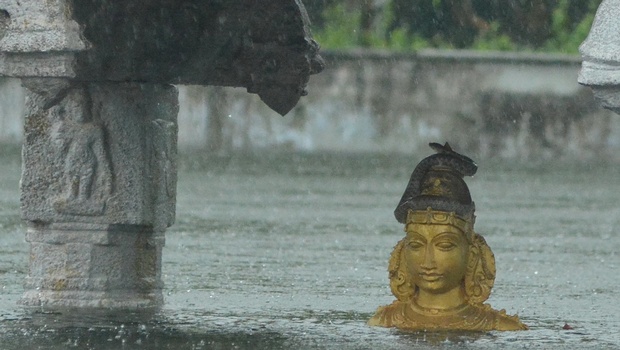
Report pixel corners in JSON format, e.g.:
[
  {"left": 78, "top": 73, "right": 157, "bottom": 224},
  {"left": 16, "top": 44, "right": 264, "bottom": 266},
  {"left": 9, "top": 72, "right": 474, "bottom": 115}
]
[
  {"left": 51, "top": 86, "right": 112, "bottom": 216},
  {"left": 368, "top": 142, "right": 527, "bottom": 331}
]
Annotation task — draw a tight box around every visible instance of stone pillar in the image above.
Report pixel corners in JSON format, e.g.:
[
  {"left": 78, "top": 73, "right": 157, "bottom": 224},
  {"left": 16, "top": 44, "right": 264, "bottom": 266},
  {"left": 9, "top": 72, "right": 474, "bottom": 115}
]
[
  {"left": 19, "top": 79, "right": 177, "bottom": 308},
  {"left": 579, "top": 0, "right": 620, "bottom": 115}
]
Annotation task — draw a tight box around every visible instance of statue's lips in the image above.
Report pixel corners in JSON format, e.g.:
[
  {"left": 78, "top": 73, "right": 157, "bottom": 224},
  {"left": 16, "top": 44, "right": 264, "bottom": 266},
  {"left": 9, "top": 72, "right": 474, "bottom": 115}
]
[{"left": 419, "top": 273, "right": 443, "bottom": 282}]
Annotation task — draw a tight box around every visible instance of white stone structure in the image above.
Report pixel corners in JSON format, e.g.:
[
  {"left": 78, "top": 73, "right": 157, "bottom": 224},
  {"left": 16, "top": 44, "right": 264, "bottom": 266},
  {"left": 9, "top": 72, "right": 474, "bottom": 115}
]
[{"left": 579, "top": 0, "right": 620, "bottom": 115}]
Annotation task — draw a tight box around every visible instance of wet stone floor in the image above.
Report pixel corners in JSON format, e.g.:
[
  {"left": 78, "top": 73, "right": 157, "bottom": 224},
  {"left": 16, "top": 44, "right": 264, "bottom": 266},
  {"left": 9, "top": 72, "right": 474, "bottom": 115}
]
[{"left": 1, "top": 148, "right": 620, "bottom": 349}]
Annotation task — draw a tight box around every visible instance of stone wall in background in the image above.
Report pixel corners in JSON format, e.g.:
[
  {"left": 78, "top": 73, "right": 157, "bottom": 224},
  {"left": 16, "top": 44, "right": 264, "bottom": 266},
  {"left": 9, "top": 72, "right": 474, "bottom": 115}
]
[
  {"left": 177, "top": 50, "right": 614, "bottom": 161},
  {"left": 2, "top": 50, "right": 616, "bottom": 160}
]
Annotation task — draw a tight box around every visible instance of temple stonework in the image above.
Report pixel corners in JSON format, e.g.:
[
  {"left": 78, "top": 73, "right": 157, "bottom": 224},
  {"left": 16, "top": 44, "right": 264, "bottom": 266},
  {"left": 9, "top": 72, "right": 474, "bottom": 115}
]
[{"left": 0, "top": 0, "right": 322, "bottom": 308}]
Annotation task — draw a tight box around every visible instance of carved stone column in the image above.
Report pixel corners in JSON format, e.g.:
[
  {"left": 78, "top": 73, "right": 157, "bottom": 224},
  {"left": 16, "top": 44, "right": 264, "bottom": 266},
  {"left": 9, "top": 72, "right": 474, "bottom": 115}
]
[{"left": 19, "top": 79, "right": 177, "bottom": 308}]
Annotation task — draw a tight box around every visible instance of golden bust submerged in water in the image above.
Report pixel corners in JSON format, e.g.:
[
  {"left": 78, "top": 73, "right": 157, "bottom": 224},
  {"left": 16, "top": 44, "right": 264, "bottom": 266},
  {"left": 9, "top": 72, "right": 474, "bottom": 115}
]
[{"left": 368, "top": 143, "right": 527, "bottom": 331}]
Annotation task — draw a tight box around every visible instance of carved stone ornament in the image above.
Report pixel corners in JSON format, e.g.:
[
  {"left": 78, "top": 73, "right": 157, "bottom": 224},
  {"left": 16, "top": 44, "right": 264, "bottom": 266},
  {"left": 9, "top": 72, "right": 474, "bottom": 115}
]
[
  {"left": 368, "top": 143, "right": 527, "bottom": 331},
  {"left": 51, "top": 87, "right": 112, "bottom": 216}
]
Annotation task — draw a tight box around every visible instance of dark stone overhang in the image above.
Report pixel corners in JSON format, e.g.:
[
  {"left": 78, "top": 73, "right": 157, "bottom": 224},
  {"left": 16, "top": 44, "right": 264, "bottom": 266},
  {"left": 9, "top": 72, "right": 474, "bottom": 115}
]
[{"left": 0, "top": 0, "right": 324, "bottom": 115}]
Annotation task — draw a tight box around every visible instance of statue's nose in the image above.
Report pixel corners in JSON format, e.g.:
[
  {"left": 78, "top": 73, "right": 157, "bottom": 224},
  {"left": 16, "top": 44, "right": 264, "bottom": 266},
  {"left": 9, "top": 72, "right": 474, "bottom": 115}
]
[{"left": 420, "top": 246, "right": 437, "bottom": 269}]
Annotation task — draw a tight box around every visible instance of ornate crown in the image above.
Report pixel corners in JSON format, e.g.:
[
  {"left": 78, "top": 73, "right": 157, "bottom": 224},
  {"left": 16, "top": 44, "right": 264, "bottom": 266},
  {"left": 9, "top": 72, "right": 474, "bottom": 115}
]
[
  {"left": 405, "top": 207, "right": 472, "bottom": 236},
  {"left": 394, "top": 142, "right": 477, "bottom": 224}
]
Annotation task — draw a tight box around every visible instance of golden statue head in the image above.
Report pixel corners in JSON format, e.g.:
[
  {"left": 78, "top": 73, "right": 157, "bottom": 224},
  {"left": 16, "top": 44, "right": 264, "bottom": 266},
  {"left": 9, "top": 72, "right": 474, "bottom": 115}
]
[
  {"left": 369, "top": 142, "right": 527, "bottom": 331},
  {"left": 388, "top": 208, "right": 496, "bottom": 306}
]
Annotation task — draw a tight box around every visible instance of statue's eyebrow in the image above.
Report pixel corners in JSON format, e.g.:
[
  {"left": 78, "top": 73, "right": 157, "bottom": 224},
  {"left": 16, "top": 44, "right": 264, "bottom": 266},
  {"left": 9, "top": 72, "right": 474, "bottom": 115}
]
[
  {"left": 432, "top": 232, "right": 462, "bottom": 241},
  {"left": 408, "top": 232, "right": 427, "bottom": 242}
]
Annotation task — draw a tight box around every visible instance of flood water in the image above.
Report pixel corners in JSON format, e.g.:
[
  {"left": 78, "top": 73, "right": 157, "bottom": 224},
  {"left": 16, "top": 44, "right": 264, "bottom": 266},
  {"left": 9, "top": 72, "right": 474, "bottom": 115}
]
[{"left": 1, "top": 147, "right": 619, "bottom": 349}]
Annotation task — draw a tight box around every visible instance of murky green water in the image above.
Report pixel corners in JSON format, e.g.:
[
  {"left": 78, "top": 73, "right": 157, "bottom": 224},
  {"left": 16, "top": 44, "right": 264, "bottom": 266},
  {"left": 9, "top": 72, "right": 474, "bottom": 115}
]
[{"left": 1, "top": 148, "right": 620, "bottom": 349}]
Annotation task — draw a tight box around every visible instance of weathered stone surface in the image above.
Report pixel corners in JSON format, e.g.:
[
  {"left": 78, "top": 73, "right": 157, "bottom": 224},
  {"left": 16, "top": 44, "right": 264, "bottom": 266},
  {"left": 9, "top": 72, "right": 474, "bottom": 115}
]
[
  {"left": 18, "top": 80, "right": 174, "bottom": 308},
  {"left": 0, "top": 52, "right": 77, "bottom": 77},
  {"left": 21, "top": 81, "right": 178, "bottom": 230},
  {"left": 0, "top": 0, "right": 86, "bottom": 52},
  {"left": 579, "top": 0, "right": 620, "bottom": 86},
  {"left": 579, "top": 0, "right": 620, "bottom": 115},
  {"left": 21, "top": 223, "right": 164, "bottom": 308},
  {"left": 0, "top": 0, "right": 324, "bottom": 115}
]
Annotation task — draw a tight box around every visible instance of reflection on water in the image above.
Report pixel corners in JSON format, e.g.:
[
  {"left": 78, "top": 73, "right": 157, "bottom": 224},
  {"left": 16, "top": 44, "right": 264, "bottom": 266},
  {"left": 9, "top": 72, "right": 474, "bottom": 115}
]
[{"left": 1, "top": 149, "right": 620, "bottom": 349}]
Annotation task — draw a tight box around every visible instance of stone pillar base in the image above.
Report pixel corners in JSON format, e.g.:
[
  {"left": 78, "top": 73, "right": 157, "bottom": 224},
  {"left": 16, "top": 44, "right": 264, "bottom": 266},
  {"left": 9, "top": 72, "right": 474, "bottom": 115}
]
[{"left": 20, "top": 223, "right": 164, "bottom": 309}]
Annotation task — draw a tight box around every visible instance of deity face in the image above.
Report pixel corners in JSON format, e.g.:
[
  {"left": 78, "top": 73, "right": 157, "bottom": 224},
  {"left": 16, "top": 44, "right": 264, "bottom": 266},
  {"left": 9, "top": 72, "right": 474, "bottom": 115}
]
[
  {"left": 60, "top": 88, "right": 92, "bottom": 124},
  {"left": 403, "top": 223, "right": 469, "bottom": 295}
]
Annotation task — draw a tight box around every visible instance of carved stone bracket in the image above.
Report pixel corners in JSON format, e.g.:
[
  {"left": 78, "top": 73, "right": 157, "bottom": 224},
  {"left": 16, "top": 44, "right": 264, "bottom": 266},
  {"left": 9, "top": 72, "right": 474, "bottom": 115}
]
[{"left": 0, "top": 0, "right": 323, "bottom": 115}]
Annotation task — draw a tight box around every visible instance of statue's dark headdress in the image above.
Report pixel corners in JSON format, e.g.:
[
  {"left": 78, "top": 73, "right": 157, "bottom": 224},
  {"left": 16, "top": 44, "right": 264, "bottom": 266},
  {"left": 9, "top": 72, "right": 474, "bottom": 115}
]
[{"left": 394, "top": 142, "right": 477, "bottom": 224}]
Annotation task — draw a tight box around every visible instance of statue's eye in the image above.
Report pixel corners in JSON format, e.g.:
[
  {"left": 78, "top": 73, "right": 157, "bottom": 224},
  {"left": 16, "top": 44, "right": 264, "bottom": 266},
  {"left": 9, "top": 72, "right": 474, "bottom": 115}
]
[
  {"left": 436, "top": 241, "right": 456, "bottom": 251},
  {"left": 408, "top": 241, "right": 424, "bottom": 250}
]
